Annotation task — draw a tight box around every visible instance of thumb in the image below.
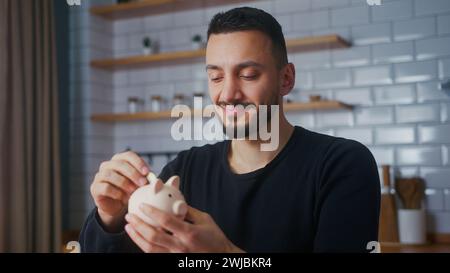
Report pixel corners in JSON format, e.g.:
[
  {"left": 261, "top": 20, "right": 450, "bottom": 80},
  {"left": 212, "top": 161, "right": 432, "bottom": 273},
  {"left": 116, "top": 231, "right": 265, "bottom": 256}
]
[{"left": 184, "top": 205, "right": 204, "bottom": 224}]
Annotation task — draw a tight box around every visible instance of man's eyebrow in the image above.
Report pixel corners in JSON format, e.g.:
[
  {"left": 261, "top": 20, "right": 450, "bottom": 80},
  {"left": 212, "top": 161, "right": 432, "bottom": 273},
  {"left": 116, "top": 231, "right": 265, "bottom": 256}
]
[
  {"left": 236, "top": 61, "right": 264, "bottom": 69},
  {"left": 205, "top": 64, "right": 220, "bottom": 71},
  {"left": 205, "top": 61, "right": 264, "bottom": 71}
]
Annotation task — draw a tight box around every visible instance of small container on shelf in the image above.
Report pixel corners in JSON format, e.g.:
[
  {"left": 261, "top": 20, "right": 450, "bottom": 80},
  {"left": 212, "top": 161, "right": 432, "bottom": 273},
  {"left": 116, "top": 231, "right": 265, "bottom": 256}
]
[
  {"left": 193, "top": 92, "right": 204, "bottom": 99},
  {"left": 127, "top": 96, "right": 143, "bottom": 114},
  {"left": 150, "top": 95, "right": 163, "bottom": 112},
  {"left": 172, "top": 93, "right": 188, "bottom": 107},
  {"left": 192, "top": 92, "right": 205, "bottom": 106},
  {"left": 309, "top": 95, "right": 322, "bottom": 102}
]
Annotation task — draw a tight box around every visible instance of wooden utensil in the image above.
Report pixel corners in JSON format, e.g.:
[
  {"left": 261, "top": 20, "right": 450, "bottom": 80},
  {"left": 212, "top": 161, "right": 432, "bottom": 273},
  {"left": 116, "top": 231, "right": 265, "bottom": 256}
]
[
  {"left": 378, "top": 165, "right": 399, "bottom": 243},
  {"left": 396, "top": 178, "right": 425, "bottom": 209},
  {"left": 396, "top": 178, "right": 415, "bottom": 209},
  {"left": 411, "top": 179, "right": 425, "bottom": 209}
]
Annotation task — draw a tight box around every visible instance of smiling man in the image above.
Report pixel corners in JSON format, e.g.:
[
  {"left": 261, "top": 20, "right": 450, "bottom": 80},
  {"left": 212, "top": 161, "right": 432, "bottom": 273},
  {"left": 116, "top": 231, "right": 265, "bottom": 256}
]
[{"left": 79, "top": 7, "right": 380, "bottom": 253}]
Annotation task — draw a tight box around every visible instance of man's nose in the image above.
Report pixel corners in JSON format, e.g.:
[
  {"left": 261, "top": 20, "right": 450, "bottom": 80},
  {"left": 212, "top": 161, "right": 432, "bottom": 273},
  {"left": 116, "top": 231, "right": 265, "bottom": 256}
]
[{"left": 220, "top": 76, "right": 244, "bottom": 102}]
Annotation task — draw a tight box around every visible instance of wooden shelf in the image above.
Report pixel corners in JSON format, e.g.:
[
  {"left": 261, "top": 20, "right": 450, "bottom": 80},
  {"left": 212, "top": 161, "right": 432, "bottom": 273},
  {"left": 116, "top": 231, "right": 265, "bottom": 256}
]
[
  {"left": 91, "top": 101, "right": 353, "bottom": 122},
  {"left": 90, "top": 0, "right": 257, "bottom": 20},
  {"left": 284, "top": 101, "right": 352, "bottom": 112},
  {"left": 286, "top": 35, "right": 351, "bottom": 52},
  {"left": 91, "top": 0, "right": 173, "bottom": 18},
  {"left": 91, "top": 35, "right": 351, "bottom": 70},
  {"left": 91, "top": 48, "right": 206, "bottom": 70},
  {"left": 92, "top": 110, "right": 174, "bottom": 122}
]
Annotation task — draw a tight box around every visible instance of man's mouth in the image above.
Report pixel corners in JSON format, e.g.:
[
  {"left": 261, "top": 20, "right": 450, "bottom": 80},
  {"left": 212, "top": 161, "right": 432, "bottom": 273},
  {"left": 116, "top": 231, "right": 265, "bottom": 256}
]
[
  {"left": 224, "top": 105, "right": 243, "bottom": 116},
  {"left": 218, "top": 104, "right": 255, "bottom": 118}
]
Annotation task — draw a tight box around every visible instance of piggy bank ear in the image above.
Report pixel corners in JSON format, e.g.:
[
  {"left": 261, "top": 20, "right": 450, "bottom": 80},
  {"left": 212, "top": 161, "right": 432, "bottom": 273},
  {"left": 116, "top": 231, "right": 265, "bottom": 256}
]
[
  {"left": 166, "top": 176, "right": 180, "bottom": 190},
  {"left": 151, "top": 179, "right": 164, "bottom": 194}
]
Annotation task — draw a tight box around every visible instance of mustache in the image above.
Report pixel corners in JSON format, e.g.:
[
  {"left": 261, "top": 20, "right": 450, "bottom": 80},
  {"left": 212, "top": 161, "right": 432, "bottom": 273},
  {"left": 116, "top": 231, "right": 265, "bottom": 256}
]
[{"left": 216, "top": 101, "right": 256, "bottom": 108}]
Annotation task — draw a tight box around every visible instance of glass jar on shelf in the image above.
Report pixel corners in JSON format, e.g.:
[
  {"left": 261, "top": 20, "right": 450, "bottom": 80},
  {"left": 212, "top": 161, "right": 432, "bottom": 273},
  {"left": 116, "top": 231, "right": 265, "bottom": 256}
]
[
  {"left": 172, "top": 93, "right": 187, "bottom": 107},
  {"left": 150, "top": 95, "right": 163, "bottom": 112},
  {"left": 192, "top": 92, "right": 204, "bottom": 103},
  {"left": 127, "top": 96, "right": 143, "bottom": 113}
]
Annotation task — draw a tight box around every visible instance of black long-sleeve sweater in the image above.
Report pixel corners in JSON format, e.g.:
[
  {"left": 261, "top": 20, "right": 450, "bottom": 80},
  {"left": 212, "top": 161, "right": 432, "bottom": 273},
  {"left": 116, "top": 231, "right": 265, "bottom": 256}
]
[{"left": 79, "top": 126, "right": 381, "bottom": 253}]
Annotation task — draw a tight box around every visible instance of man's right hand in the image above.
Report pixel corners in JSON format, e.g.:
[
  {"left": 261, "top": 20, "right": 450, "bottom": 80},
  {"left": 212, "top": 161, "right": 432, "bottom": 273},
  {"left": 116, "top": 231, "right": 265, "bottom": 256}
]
[{"left": 90, "top": 151, "right": 150, "bottom": 233}]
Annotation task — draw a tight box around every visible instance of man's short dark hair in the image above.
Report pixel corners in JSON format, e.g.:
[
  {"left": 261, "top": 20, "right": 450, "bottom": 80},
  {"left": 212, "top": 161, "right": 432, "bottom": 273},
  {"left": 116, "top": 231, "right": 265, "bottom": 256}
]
[{"left": 207, "top": 7, "right": 288, "bottom": 69}]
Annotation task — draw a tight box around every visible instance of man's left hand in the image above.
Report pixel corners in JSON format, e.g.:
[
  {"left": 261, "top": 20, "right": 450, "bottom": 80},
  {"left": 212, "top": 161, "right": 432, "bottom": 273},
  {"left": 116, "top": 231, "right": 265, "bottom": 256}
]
[{"left": 125, "top": 204, "right": 244, "bottom": 253}]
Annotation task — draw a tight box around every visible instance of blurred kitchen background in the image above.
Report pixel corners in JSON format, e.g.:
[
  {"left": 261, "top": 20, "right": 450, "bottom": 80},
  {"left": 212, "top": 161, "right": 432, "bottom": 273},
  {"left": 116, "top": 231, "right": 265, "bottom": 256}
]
[{"left": 1, "top": 0, "right": 450, "bottom": 252}]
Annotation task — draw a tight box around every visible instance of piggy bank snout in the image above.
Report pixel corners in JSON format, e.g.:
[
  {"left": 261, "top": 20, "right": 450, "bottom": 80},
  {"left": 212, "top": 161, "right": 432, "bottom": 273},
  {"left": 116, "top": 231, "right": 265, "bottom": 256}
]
[{"left": 173, "top": 200, "right": 187, "bottom": 216}]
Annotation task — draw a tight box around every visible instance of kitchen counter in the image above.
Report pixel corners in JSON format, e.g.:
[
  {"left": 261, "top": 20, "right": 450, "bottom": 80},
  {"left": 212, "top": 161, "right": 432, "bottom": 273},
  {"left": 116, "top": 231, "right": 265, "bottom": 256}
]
[{"left": 381, "top": 243, "right": 450, "bottom": 253}]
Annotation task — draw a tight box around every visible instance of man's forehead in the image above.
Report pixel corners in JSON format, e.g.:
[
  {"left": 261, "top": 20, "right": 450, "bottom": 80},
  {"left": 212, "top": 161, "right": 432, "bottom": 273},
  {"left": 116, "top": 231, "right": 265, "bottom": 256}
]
[
  {"left": 206, "top": 31, "right": 272, "bottom": 49},
  {"left": 206, "top": 31, "right": 273, "bottom": 70}
]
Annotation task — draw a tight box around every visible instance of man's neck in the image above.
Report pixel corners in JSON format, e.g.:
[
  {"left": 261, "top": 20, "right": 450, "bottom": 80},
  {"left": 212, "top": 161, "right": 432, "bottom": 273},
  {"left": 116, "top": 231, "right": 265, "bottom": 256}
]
[{"left": 228, "top": 117, "right": 294, "bottom": 174}]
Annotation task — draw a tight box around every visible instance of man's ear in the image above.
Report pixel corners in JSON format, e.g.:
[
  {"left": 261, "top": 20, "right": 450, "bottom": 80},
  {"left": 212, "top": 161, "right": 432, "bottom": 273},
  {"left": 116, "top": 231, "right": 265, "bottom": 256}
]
[{"left": 280, "top": 63, "right": 296, "bottom": 96}]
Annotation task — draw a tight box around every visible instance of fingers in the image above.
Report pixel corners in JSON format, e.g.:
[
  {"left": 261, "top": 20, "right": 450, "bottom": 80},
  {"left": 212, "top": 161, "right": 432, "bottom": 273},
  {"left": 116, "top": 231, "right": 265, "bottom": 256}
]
[
  {"left": 184, "top": 205, "right": 205, "bottom": 224},
  {"left": 125, "top": 224, "right": 170, "bottom": 253},
  {"left": 112, "top": 151, "right": 150, "bottom": 176},
  {"left": 140, "top": 204, "right": 190, "bottom": 235},
  {"left": 96, "top": 169, "right": 137, "bottom": 194},
  {"left": 126, "top": 213, "right": 186, "bottom": 252},
  {"left": 91, "top": 151, "right": 150, "bottom": 227},
  {"left": 92, "top": 182, "right": 125, "bottom": 202},
  {"left": 100, "top": 160, "right": 147, "bottom": 187},
  {"left": 93, "top": 151, "right": 150, "bottom": 202}
]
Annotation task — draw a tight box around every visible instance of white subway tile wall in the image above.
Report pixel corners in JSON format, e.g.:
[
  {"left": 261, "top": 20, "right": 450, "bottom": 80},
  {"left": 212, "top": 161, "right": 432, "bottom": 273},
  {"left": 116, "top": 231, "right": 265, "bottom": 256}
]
[
  {"left": 332, "top": 46, "right": 371, "bottom": 67},
  {"left": 353, "top": 65, "right": 393, "bottom": 86},
  {"left": 425, "top": 189, "right": 445, "bottom": 211},
  {"left": 438, "top": 14, "right": 450, "bottom": 35},
  {"left": 373, "top": 84, "right": 416, "bottom": 105},
  {"left": 396, "top": 146, "right": 443, "bottom": 166},
  {"left": 417, "top": 81, "right": 450, "bottom": 102},
  {"left": 314, "top": 68, "right": 352, "bottom": 88},
  {"left": 393, "top": 17, "right": 435, "bottom": 41},
  {"left": 394, "top": 60, "right": 438, "bottom": 83},
  {"left": 352, "top": 22, "right": 391, "bottom": 45},
  {"left": 416, "top": 37, "right": 450, "bottom": 61},
  {"left": 371, "top": 0, "right": 413, "bottom": 22},
  {"left": 395, "top": 103, "right": 441, "bottom": 123},
  {"left": 374, "top": 126, "right": 416, "bottom": 145},
  {"left": 334, "top": 88, "right": 373, "bottom": 106},
  {"left": 445, "top": 189, "right": 450, "bottom": 210},
  {"left": 372, "top": 41, "right": 414, "bottom": 64},
  {"left": 440, "top": 58, "right": 450, "bottom": 79},
  {"left": 67, "top": 0, "right": 450, "bottom": 233},
  {"left": 294, "top": 51, "right": 332, "bottom": 70},
  {"left": 293, "top": 10, "right": 330, "bottom": 32},
  {"left": 355, "top": 106, "right": 394, "bottom": 125},
  {"left": 332, "top": 5, "right": 369, "bottom": 27}
]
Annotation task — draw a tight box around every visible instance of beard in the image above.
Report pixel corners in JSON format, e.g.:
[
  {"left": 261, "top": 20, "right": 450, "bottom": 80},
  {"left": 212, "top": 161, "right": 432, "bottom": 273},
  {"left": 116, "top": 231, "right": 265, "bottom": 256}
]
[{"left": 219, "top": 92, "right": 280, "bottom": 140}]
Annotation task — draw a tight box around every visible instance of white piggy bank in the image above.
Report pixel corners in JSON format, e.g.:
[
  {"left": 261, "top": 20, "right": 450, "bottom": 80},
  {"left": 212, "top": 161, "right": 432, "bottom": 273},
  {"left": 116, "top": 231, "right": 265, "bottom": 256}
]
[{"left": 128, "top": 172, "right": 188, "bottom": 227}]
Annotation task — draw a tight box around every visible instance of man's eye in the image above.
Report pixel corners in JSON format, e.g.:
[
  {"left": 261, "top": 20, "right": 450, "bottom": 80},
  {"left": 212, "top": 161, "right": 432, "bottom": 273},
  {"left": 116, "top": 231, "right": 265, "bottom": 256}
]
[
  {"left": 211, "top": 77, "right": 223, "bottom": 82},
  {"left": 240, "top": 75, "right": 257, "bottom": 80}
]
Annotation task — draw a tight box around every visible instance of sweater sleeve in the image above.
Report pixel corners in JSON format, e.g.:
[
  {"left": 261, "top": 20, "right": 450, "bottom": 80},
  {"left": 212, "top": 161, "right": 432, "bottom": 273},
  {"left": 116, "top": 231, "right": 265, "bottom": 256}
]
[
  {"left": 79, "top": 208, "right": 141, "bottom": 253},
  {"left": 313, "top": 140, "right": 381, "bottom": 253}
]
